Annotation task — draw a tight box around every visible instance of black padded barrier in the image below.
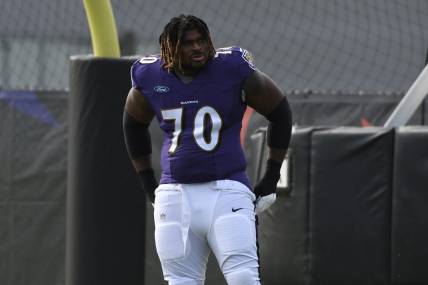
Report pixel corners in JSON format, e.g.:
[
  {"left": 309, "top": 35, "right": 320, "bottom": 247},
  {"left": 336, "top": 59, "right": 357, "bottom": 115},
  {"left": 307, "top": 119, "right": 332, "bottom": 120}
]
[
  {"left": 309, "top": 127, "right": 394, "bottom": 285},
  {"left": 392, "top": 127, "right": 428, "bottom": 285},
  {"left": 67, "top": 57, "right": 146, "bottom": 285},
  {"left": 257, "top": 127, "right": 323, "bottom": 285}
]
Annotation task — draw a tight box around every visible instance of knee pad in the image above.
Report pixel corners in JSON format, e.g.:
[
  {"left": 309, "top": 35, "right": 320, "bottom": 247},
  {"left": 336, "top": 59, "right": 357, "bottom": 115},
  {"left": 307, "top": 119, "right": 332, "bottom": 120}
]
[
  {"left": 212, "top": 214, "right": 260, "bottom": 284},
  {"left": 225, "top": 269, "right": 260, "bottom": 285},
  {"left": 214, "top": 213, "right": 256, "bottom": 254},
  {"left": 155, "top": 222, "right": 186, "bottom": 261}
]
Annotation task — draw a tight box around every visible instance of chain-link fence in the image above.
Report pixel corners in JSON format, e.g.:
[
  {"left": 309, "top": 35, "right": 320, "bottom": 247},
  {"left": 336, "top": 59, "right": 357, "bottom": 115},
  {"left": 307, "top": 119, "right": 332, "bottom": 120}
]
[{"left": 1, "top": 0, "right": 428, "bottom": 91}]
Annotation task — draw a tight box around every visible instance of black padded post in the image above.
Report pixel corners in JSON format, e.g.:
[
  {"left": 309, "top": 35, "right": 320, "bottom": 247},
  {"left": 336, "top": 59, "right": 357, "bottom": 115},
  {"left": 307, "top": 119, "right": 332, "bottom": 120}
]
[{"left": 66, "top": 57, "right": 146, "bottom": 285}]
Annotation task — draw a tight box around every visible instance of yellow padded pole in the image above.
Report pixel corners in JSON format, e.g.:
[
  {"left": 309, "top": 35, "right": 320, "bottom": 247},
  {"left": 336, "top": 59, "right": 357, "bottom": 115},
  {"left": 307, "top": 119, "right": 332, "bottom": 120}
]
[{"left": 83, "top": 0, "right": 120, "bottom": 57}]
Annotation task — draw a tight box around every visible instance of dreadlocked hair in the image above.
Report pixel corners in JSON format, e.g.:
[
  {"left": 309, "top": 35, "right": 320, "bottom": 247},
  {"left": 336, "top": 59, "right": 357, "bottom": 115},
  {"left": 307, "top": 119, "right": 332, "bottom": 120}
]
[{"left": 159, "top": 15, "right": 216, "bottom": 72}]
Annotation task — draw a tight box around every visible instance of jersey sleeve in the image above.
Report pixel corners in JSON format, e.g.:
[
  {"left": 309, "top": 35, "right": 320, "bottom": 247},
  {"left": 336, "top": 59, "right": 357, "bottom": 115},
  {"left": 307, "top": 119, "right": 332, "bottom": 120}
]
[
  {"left": 217, "top": 46, "right": 256, "bottom": 83},
  {"left": 130, "top": 59, "right": 142, "bottom": 90},
  {"left": 130, "top": 55, "right": 160, "bottom": 91}
]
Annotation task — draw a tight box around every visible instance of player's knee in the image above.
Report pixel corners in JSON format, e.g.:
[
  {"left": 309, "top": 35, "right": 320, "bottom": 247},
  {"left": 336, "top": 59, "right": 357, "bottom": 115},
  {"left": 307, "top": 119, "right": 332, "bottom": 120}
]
[{"left": 224, "top": 269, "right": 260, "bottom": 285}]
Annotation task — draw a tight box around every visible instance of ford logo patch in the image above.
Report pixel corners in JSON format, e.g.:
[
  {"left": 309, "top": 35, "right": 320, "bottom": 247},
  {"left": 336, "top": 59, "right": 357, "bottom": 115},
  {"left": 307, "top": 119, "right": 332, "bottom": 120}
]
[{"left": 154, "top": 85, "right": 170, "bottom": 93}]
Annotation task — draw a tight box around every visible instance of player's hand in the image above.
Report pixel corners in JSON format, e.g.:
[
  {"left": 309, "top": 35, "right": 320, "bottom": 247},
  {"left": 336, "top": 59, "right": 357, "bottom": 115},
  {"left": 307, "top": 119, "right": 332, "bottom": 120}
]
[
  {"left": 138, "top": 168, "right": 158, "bottom": 203},
  {"left": 255, "top": 193, "right": 277, "bottom": 215},
  {"left": 254, "top": 159, "right": 281, "bottom": 214}
]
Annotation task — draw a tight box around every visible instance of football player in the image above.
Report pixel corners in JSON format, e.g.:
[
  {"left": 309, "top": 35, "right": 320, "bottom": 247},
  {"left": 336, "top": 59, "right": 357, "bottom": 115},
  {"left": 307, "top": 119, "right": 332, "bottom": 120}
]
[{"left": 123, "top": 14, "right": 292, "bottom": 285}]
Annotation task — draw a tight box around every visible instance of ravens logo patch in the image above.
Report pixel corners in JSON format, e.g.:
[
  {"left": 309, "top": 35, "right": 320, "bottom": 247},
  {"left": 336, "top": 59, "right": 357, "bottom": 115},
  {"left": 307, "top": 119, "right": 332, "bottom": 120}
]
[{"left": 242, "top": 50, "right": 256, "bottom": 69}]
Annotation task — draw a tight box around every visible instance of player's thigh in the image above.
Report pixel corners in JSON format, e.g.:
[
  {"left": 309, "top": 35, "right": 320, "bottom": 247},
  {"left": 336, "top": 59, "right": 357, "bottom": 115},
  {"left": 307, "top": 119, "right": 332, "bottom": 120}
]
[
  {"left": 154, "top": 184, "right": 187, "bottom": 262},
  {"left": 209, "top": 210, "right": 260, "bottom": 285},
  {"left": 209, "top": 181, "right": 258, "bottom": 265},
  {"left": 209, "top": 210, "right": 258, "bottom": 265}
]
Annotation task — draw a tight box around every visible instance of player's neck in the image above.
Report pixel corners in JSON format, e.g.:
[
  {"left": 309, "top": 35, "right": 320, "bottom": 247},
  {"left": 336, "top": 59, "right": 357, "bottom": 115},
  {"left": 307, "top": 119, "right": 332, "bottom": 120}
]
[{"left": 174, "top": 70, "right": 194, "bottom": 84}]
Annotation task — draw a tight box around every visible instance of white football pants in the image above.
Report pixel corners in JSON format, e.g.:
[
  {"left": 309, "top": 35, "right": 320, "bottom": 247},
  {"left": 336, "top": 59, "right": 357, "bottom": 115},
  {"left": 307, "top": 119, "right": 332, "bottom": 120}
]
[{"left": 153, "top": 179, "right": 261, "bottom": 285}]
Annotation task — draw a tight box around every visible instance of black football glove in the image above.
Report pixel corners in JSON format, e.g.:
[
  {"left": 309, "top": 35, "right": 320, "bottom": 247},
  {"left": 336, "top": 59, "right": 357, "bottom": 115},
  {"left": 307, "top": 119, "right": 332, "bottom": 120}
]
[
  {"left": 138, "top": 168, "right": 158, "bottom": 204},
  {"left": 254, "top": 159, "right": 282, "bottom": 214}
]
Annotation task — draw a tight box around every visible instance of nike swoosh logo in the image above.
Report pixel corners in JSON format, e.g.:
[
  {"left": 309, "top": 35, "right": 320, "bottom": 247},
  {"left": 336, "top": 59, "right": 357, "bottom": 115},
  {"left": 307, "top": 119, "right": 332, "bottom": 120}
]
[{"left": 232, "top": 207, "right": 243, "bottom": 212}]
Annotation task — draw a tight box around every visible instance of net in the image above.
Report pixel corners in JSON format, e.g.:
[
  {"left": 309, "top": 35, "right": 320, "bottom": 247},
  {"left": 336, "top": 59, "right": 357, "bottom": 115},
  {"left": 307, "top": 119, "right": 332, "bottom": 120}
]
[{"left": 0, "top": 0, "right": 428, "bottom": 92}]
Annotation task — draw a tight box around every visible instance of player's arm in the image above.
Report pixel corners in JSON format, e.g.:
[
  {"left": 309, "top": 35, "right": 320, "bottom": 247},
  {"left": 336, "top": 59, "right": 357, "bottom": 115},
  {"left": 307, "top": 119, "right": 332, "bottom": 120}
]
[
  {"left": 123, "top": 87, "right": 157, "bottom": 203},
  {"left": 243, "top": 70, "right": 292, "bottom": 214}
]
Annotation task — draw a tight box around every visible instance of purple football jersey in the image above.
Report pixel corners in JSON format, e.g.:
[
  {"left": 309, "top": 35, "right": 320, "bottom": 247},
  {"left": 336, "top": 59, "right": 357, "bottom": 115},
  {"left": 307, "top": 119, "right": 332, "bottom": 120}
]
[{"left": 131, "top": 47, "right": 256, "bottom": 188}]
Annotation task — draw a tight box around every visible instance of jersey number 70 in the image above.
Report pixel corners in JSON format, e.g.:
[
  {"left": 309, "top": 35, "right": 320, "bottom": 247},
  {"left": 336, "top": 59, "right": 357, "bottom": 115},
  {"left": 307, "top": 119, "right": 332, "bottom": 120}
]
[{"left": 161, "top": 106, "right": 222, "bottom": 154}]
